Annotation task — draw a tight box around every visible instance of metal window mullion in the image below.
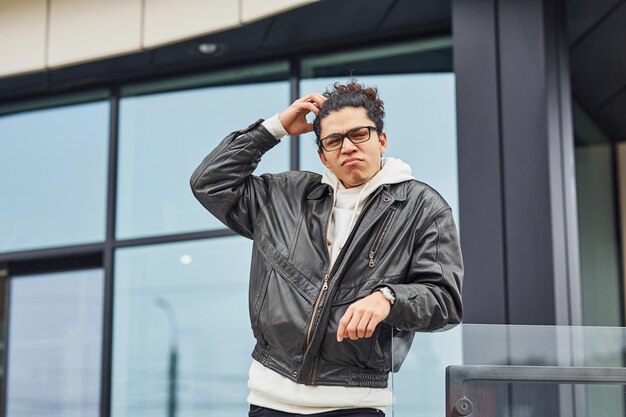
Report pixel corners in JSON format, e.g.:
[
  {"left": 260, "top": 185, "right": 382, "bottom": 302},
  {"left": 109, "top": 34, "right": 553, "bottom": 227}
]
[
  {"left": 289, "top": 57, "right": 301, "bottom": 171},
  {"left": 100, "top": 86, "right": 120, "bottom": 417},
  {"left": 1, "top": 268, "right": 11, "bottom": 417}
]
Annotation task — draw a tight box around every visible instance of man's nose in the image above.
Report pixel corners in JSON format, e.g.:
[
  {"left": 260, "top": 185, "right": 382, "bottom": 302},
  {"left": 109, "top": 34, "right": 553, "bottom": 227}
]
[{"left": 340, "top": 137, "right": 357, "bottom": 153}]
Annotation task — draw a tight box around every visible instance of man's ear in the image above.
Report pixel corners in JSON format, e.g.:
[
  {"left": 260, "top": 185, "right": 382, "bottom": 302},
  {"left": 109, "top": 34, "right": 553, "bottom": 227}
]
[
  {"left": 378, "top": 132, "right": 388, "bottom": 155},
  {"left": 317, "top": 148, "right": 331, "bottom": 169}
]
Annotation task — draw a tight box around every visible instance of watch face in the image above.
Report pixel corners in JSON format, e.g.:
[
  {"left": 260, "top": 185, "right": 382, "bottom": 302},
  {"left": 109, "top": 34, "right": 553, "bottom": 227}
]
[{"left": 380, "top": 288, "right": 395, "bottom": 303}]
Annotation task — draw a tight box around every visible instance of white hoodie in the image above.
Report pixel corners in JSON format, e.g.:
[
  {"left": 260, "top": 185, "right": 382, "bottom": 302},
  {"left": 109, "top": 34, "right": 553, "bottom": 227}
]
[
  {"left": 246, "top": 115, "right": 415, "bottom": 414},
  {"left": 321, "top": 156, "right": 415, "bottom": 271}
]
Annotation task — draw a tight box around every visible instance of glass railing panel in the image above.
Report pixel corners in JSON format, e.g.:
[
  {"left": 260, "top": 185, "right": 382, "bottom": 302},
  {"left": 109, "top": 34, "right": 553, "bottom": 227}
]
[
  {"left": 446, "top": 365, "right": 626, "bottom": 417},
  {"left": 391, "top": 324, "right": 626, "bottom": 417}
]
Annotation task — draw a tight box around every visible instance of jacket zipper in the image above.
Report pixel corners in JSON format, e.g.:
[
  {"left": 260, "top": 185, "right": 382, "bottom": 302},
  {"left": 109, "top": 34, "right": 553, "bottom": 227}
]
[
  {"left": 305, "top": 188, "right": 387, "bottom": 384},
  {"left": 306, "top": 273, "right": 329, "bottom": 347},
  {"left": 306, "top": 190, "right": 335, "bottom": 348},
  {"left": 368, "top": 211, "right": 394, "bottom": 268}
]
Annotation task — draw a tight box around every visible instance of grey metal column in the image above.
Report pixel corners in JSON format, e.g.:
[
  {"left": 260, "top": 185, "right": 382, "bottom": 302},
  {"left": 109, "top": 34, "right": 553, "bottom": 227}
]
[{"left": 452, "top": 0, "right": 582, "bottom": 326}]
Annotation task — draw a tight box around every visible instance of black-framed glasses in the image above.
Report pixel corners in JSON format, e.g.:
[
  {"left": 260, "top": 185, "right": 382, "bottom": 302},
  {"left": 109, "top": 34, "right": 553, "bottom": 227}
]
[{"left": 318, "top": 126, "right": 379, "bottom": 152}]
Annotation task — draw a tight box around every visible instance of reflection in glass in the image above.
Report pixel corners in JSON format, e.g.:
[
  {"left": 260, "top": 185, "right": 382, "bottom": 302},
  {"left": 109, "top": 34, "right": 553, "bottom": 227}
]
[
  {"left": 300, "top": 73, "right": 459, "bottom": 224},
  {"left": 392, "top": 326, "right": 463, "bottom": 417},
  {"left": 452, "top": 382, "right": 624, "bottom": 417},
  {"left": 112, "top": 236, "right": 254, "bottom": 417},
  {"left": 298, "top": 43, "right": 460, "bottom": 417},
  {"left": 461, "top": 324, "right": 626, "bottom": 417},
  {"left": 575, "top": 144, "right": 621, "bottom": 327},
  {"left": 0, "top": 102, "right": 109, "bottom": 253},
  {"left": 6, "top": 269, "right": 104, "bottom": 417},
  {"left": 116, "top": 81, "right": 290, "bottom": 240}
]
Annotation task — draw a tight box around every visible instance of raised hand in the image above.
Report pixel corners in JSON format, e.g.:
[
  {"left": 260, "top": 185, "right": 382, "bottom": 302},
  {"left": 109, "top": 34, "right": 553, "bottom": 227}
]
[{"left": 278, "top": 93, "right": 326, "bottom": 135}]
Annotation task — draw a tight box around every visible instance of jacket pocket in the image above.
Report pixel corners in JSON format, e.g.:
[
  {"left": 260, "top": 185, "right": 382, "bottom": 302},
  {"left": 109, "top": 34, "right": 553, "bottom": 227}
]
[
  {"left": 257, "top": 267, "right": 313, "bottom": 364},
  {"left": 331, "top": 272, "right": 404, "bottom": 306},
  {"left": 364, "top": 210, "right": 396, "bottom": 269},
  {"left": 366, "top": 323, "right": 392, "bottom": 372},
  {"left": 319, "top": 303, "right": 375, "bottom": 368},
  {"left": 250, "top": 266, "right": 272, "bottom": 346}
]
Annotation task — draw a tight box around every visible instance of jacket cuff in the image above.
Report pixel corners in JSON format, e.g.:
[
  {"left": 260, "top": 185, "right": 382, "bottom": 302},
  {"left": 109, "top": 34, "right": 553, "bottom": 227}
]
[
  {"left": 241, "top": 118, "right": 281, "bottom": 154},
  {"left": 376, "top": 283, "right": 406, "bottom": 328}
]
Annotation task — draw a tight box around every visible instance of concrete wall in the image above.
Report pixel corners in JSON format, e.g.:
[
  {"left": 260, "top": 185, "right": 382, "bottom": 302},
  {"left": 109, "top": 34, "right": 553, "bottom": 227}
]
[{"left": 0, "top": 0, "right": 315, "bottom": 78}]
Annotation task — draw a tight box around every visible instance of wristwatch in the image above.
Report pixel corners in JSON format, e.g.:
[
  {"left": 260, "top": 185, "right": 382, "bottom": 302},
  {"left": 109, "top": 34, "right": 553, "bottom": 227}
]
[{"left": 378, "top": 286, "right": 395, "bottom": 305}]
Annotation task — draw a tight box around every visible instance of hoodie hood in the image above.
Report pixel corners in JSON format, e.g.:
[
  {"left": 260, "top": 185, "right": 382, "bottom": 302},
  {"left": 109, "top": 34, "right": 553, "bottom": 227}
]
[
  {"left": 321, "top": 156, "right": 415, "bottom": 193},
  {"left": 321, "top": 157, "right": 415, "bottom": 268}
]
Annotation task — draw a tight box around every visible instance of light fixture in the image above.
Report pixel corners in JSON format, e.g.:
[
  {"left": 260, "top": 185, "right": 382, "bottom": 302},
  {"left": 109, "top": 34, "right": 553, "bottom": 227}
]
[
  {"left": 197, "top": 42, "right": 219, "bottom": 55},
  {"left": 179, "top": 255, "right": 192, "bottom": 265}
]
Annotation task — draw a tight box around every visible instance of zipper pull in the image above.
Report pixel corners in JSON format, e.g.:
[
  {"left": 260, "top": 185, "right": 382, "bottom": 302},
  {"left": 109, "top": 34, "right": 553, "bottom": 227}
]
[
  {"left": 322, "top": 274, "right": 329, "bottom": 291},
  {"left": 368, "top": 252, "right": 375, "bottom": 268}
]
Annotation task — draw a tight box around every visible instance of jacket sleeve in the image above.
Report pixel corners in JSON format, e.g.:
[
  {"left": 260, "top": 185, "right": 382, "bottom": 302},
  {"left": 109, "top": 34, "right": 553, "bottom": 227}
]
[
  {"left": 189, "top": 119, "right": 280, "bottom": 239},
  {"left": 381, "top": 206, "right": 464, "bottom": 332}
]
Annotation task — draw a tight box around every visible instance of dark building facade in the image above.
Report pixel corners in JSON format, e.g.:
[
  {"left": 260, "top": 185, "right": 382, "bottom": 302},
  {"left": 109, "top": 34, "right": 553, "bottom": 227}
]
[{"left": 0, "top": 0, "right": 624, "bottom": 416}]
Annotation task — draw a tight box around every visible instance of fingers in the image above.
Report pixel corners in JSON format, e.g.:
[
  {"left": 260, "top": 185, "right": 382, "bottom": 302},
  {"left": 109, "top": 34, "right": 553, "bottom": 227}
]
[
  {"left": 346, "top": 309, "right": 365, "bottom": 340},
  {"left": 337, "top": 309, "right": 352, "bottom": 342},
  {"left": 299, "top": 102, "right": 320, "bottom": 116},
  {"left": 298, "top": 93, "right": 326, "bottom": 108},
  {"left": 279, "top": 95, "right": 323, "bottom": 135},
  {"left": 337, "top": 306, "right": 374, "bottom": 341},
  {"left": 356, "top": 312, "right": 372, "bottom": 339},
  {"left": 336, "top": 294, "right": 390, "bottom": 342},
  {"left": 365, "top": 314, "right": 382, "bottom": 338}
]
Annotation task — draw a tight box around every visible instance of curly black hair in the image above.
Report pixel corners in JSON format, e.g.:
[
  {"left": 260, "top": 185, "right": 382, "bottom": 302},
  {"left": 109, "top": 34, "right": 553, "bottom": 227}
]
[{"left": 312, "top": 80, "right": 385, "bottom": 149}]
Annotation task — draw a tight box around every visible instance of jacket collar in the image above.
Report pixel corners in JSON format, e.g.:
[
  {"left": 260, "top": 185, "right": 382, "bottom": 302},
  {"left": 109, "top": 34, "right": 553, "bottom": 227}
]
[{"left": 306, "top": 181, "right": 409, "bottom": 201}]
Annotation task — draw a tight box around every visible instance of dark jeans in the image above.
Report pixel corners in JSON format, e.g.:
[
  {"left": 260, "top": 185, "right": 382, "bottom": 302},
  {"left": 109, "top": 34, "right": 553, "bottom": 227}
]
[{"left": 249, "top": 405, "right": 385, "bottom": 417}]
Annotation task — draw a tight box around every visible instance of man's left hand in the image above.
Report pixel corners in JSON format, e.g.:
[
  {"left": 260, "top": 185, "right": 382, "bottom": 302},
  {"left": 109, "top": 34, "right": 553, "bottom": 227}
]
[{"left": 336, "top": 291, "right": 391, "bottom": 342}]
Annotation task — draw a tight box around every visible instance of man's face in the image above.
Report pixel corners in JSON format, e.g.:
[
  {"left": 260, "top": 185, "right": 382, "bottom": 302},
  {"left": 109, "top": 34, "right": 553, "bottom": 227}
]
[{"left": 317, "top": 107, "right": 387, "bottom": 188}]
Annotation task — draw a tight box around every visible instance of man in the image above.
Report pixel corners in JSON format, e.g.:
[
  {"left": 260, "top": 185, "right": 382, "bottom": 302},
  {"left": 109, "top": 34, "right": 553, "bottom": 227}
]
[{"left": 190, "top": 81, "right": 463, "bottom": 416}]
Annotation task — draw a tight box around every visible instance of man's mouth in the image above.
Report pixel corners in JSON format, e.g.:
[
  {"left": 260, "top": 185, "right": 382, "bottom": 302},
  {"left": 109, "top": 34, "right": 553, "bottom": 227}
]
[{"left": 342, "top": 158, "right": 363, "bottom": 166}]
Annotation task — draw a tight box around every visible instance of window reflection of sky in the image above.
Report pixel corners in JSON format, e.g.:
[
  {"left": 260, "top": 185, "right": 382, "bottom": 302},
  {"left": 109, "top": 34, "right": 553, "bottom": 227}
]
[
  {"left": 300, "top": 74, "right": 459, "bottom": 226},
  {"left": 0, "top": 102, "right": 109, "bottom": 253},
  {"left": 301, "top": 74, "right": 462, "bottom": 417},
  {"left": 1, "top": 71, "right": 462, "bottom": 417},
  {"left": 7, "top": 269, "right": 103, "bottom": 417},
  {"left": 116, "top": 82, "right": 290, "bottom": 240},
  {"left": 112, "top": 236, "right": 254, "bottom": 417}
]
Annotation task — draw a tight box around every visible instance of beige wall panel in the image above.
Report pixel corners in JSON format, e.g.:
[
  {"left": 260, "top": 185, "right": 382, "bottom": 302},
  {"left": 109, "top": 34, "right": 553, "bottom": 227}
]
[
  {"left": 143, "top": 0, "right": 239, "bottom": 48},
  {"left": 241, "top": 0, "right": 316, "bottom": 23},
  {"left": 0, "top": 0, "right": 47, "bottom": 77},
  {"left": 48, "top": 0, "right": 142, "bottom": 68}
]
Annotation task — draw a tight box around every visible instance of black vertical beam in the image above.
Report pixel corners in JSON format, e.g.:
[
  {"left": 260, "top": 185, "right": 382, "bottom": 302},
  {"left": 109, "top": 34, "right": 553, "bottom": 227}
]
[
  {"left": 453, "top": 0, "right": 508, "bottom": 324},
  {"left": 498, "top": 0, "right": 579, "bottom": 325},
  {"left": 100, "top": 86, "right": 120, "bottom": 417},
  {"left": 453, "top": 0, "right": 580, "bottom": 325},
  {"left": 289, "top": 57, "right": 301, "bottom": 171},
  {"left": 0, "top": 265, "right": 10, "bottom": 417},
  {"left": 496, "top": 0, "right": 557, "bottom": 325}
]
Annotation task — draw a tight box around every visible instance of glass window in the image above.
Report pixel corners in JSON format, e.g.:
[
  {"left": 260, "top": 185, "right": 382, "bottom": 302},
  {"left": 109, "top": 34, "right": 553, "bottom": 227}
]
[
  {"left": 112, "top": 236, "right": 254, "bottom": 417},
  {"left": 575, "top": 143, "right": 621, "bottom": 326},
  {"left": 298, "top": 39, "right": 459, "bottom": 224},
  {"left": 6, "top": 269, "right": 104, "bottom": 417},
  {"left": 116, "top": 65, "right": 291, "bottom": 240},
  {"left": 0, "top": 100, "right": 109, "bottom": 253},
  {"left": 391, "top": 326, "right": 463, "bottom": 416},
  {"left": 298, "top": 40, "right": 461, "bottom": 414}
]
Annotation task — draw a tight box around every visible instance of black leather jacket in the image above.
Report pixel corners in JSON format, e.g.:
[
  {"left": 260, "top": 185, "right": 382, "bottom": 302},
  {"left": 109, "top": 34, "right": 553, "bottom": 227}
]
[{"left": 190, "top": 119, "right": 463, "bottom": 388}]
